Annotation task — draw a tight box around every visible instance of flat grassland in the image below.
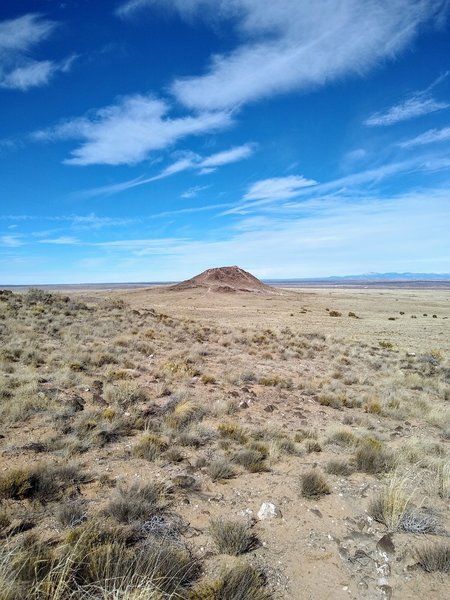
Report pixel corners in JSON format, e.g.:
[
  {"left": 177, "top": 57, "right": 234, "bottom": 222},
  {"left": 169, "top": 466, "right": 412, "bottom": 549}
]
[{"left": 0, "top": 286, "right": 448, "bottom": 599}]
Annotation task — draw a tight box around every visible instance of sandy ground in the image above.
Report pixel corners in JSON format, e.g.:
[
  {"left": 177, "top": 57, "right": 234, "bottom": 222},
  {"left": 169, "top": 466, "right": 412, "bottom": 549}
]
[{"left": 1, "top": 285, "right": 449, "bottom": 599}]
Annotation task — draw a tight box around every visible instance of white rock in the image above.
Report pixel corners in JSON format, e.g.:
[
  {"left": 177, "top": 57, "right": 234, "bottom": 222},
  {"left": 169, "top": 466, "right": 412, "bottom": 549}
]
[{"left": 257, "top": 502, "right": 281, "bottom": 520}]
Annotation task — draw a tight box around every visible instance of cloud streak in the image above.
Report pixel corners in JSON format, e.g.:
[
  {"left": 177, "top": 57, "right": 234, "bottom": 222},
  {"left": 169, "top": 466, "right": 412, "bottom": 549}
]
[
  {"left": 365, "top": 97, "right": 449, "bottom": 126},
  {"left": 225, "top": 151, "right": 450, "bottom": 215},
  {"left": 243, "top": 175, "right": 317, "bottom": 201},
  {"left": 0, "top": 235, "right": 23, "bottom": 247},
  {"left": 80, "top": 143, "right": 254, "bottom": 196},
  {"left": 399, "top": 125, "right": 450, "bottom": 147},
  {"left": 38, "top": 236, "right": 80, "bottom": 245}
]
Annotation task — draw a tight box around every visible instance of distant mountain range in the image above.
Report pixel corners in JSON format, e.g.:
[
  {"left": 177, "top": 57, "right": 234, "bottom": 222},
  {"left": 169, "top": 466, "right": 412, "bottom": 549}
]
[
  {"left": 3, "top": 272, "right": 450, "bottom": 290},
  {"left": 265, "top": 272, "right": 450, "bottom": 283}
]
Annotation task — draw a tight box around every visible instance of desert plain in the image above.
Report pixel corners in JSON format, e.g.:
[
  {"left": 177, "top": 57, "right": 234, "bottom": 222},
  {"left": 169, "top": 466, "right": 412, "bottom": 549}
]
[{"left": 0, "top": 270, "right": 449, "bottom": 599}]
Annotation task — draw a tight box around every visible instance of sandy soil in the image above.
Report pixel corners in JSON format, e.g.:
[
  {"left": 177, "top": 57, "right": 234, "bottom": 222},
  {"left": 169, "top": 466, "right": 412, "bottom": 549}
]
[{"left": 0, "top": 285, "right": 449, "bottom": 599}]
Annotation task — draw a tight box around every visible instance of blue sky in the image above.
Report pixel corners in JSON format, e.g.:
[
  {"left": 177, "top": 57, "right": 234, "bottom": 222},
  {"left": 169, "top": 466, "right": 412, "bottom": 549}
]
[{"left": 1, "top": 0, "right": 450, "bottom": 283}]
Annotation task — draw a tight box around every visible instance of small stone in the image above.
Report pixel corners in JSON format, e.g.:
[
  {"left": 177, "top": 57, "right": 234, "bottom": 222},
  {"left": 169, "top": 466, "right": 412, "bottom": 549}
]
[
  {"left": 239, "top": 401, "right": 249, "bottom": 409},
  {"left": 377, "top": 534, "right": 395, "bottom": 555},
  {"left": 264, "top": 404, "right": 275, "bottom": 412},
  {"left": 257, "top": 502, "right": 282, "bottom": 520}
]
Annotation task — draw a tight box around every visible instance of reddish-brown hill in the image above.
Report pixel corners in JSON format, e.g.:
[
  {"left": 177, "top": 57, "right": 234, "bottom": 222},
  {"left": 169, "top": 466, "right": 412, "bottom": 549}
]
[{"left": 170, "top": 266, "right": 278, "bottom": 294}]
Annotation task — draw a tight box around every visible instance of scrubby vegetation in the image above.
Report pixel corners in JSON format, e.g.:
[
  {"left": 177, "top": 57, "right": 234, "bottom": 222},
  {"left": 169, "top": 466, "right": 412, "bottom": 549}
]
[{"left": 0, "top": 287, "right": 449, "bottom": 598}]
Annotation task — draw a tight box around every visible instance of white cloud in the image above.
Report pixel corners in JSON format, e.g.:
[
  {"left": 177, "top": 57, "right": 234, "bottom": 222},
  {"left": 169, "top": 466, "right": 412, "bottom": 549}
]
[
  {"left": 70, "top": 214, "right": 137, "bottom": 229},
  {"left": 0, "top": 235, "right": 23, "bottom": 247},
  {"left": 243, "top": 175, "right": 317, "bottom": 202},
  {"left": 129, "top": 0, "right": 450, "bottom": 110},
  {"left": 198, "top": 143, "right": 254, "bottom": 170},
  {"left": 80, "top": 143, "right": 254, "bottom": 196},
  {"left": 34, "top": 94, "right": 232, "bottom": 165},
  {"left": 365, "top": 97, "right": 449, "bottom": 126},
  {"left": 225, "top": 152, "right": 450, "bottom": 215},
  {"left": 180, "top": 185, "right": 209, "bottom": 199},
  {"left": 0, "top": 13, "right": 55, "bottom": 52},
  {"left": 343, "top": 148, "right": 367, "bottom": 163},
  {"left": 116, "top": 0, "right": 227, "bottom": 20},
  {"left": 67, "top": 188, "right": 449, "bottom": 280},
  {"left": 399, "top": 126, "right": 450, "bottom": 148},
  {"left": 116, "top": 0, "right": 154, "bottom": 18},
  {"left": 0, "top": 13, "right": 71, "bottom": 90},
  {"left": 39, "top": 236, "right": 80, "bottom": 245}
]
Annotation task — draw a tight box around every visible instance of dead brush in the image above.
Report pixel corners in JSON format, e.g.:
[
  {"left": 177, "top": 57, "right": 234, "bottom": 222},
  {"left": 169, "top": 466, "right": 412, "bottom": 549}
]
[
  {"left": 294, "top": 428, "right": 318, "bottom": 443},
  {"left": 55, "top": 498, "right": 87, "bottom": 528},
  {"left": 217, "top": 421, "right": 248, "bottom": 444},
  {"left": 416, "top": 541, "right": 450, "bottom": 573},
  {"left": 305, "top": 440, "right": 322, "bottom": 453},
  {"left": 103, "top": 381, "right": 148, "bottom": 408},
  {"left": 276, "top": 437, "right": 298, "bottom": 455},
  {"left": 368, "top": 471, "right": 415, "bottom": 531},
  {"left": 207, "top": 458, "right": 235, "bottom": 482},
  {"left": 133, "top": 433, "right": 168, "bottom": 461},
  {"left": 209, "top": 518, "right": 257, "bottom": 555},
  {"left": 189, "top": 563, "right": 270, "bottom": 600},
  {"left": 0, "top": 462, "right": 86, "bottom": 503},
  {"left": 325, "top": 427, "right": 357, "bottom": 447},
  {"left": 0, "top": 525, "right": 200, "bottom": 599},
  {"left": 105, "top": 482, "right": 166, "bottom": 524},
  {"left": 435, "top": 461, "right": 450, "bottom": 499},
  {"left": 354, "top": 439, "right": 393, "bottom": 474},
  {"left": 300, "top": 470, "right": 331, "bottom": 499},
  {"left": 165, "top": 399, "right": 205, "bottom": 430},
  {"left": 325, "top": 458, "right": 353, "bottom": 476},
  {"left": 232, "top": 448, "right": 268, "bottom": 473}
]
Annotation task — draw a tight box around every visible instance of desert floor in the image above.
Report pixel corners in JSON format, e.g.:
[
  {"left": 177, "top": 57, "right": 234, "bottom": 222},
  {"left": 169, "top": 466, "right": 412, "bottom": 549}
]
[{"left": 0, "top": 285, "right": 449, "bottom": 599}]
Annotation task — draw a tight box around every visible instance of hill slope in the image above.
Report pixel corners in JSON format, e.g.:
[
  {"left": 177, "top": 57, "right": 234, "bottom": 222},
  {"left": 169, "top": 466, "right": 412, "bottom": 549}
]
[{"left": 171, "top": 265, "right": 278, "bottom": 294}]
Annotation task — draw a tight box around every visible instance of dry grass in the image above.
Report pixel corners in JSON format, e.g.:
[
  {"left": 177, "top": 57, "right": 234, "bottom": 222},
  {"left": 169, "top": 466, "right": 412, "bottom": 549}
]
[
  {"left": 209, "top": 518, "right": 256, "bottom": 555},
  {"left": 0, "top": 286, "right": 449, "bottom": 599},
  {"left": 300, "top": 470, "right": 331, "bottom": 499},
  {"left": 416, "top": 542, "right": 450, "bottom": 573}
]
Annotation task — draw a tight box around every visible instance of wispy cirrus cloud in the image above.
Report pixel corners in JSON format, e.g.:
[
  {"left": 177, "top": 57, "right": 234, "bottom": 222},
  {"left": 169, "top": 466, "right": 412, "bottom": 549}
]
[
  {"left": 365, "top": 97, "right": 449, "bottom": 126},
  {"left": 122, "top": 1, "right": 450, "bottom": 110},
  {"left": 61, "top": 188, "right": 450, "bottom": 280},
  {"left": 0, "top": 13, "right": 73, "bottom": 91},
  {"left": 180, "top": 185, "right": 210, "bottom": 199},
  {"left": 399, "top": 125, "right": 450, "bottom": 148},
  {"left": 225, "top": 150, "right": 450, "bottom": 215},
  {"left": 243, "top": 175, "right": 317, "bottom": 202},
  {"left": 38, "top": 236, "right": 80, "bottom": 245},
  {"left": 365, "top": 71, "right": 450, "bottom": 126},
  {"left": 0, "top": 213, "right": 137, "bottom": 231},
  {"left": 80, "top": 143, "right": 254, "bottom": 196},
  {"left": 223, "top": 174, "right": 319, "bottom": 215},
  {"left": 33, "top": 94, "right": 233, "bottom": 165},
  {"left": 0, "top": 234, "right": 23, "bottom": 247}
]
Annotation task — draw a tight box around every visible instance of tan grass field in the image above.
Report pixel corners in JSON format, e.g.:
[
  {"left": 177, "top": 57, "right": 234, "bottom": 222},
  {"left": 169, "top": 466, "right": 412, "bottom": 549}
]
[{"left": 0, "top": 285, "right": 449, "bottom": 599}]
